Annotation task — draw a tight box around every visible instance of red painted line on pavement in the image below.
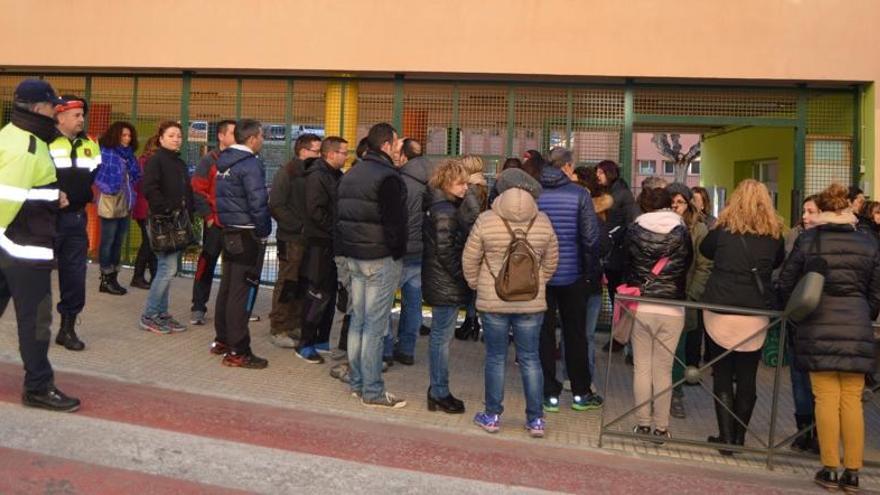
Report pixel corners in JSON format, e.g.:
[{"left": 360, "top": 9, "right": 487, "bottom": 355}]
[
  {"left": 0, "top": 364, "right": 800, "bottom": 494},
  {"left": 0, "top": 446, "right": 249, "bottom": 495}
]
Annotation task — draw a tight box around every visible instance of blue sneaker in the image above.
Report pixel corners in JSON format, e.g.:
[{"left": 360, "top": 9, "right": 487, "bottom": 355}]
[
  {"left": 525, "top": 417, "right": 545, "bottom": 438},
  {"left": 314, "top": 342, "right": 331, "bottom": 354},
  {"left": 295, "top": 346, "right": 324, "bottom": 364},
  {"left": 543, "top": 396, "right": 560, "bottom": 413},
  {"left": 572, "top": 393, "right": 604, "bottom": 411},
  {"left": 473, "top": 412, "right": 500, "bottom": 433}
]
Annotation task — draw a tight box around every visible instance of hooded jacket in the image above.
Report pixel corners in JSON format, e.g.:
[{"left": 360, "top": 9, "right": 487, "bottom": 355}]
[
  {"left": 269, "top": 157, "right": 306, "bottom": 242},
  {"left": 624, "top": 210, "right": 692, "bottom": 301},
  {"left": 536, "top": 166, "right": 600, "bottom": 286},
  {"left": 421, "top": 188, "right": 471, "bottom": 306},
  {"left": 605, "top": 178, "right": 638, "bottom": 271},
  {"left": 462, "top": 187, "right": 559, "bottom": 314},
  {"left": 399, "top": 156, "right": 434, "bottom": 256},
  {"left": 779, "top": 212, "right": 880, "bottom": 374},
  {"left": 215, "top": 146, "right": 271, "bottom": 238},
  {"left": 302, "top": 157, "right": 342, "bottom": 244}
]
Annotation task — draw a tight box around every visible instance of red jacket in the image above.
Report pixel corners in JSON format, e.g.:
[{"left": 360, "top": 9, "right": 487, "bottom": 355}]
[
  {"left": 191, "top": 150, "right": 220, "bottom": 225},
  {"left": 131, "top": 154, "right": 152, "bottom": 220}
]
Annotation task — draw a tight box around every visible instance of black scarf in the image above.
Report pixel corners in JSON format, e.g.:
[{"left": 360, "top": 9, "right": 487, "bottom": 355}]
[{"left": 11, "top": 106, "right": 59, "bottom": 144}]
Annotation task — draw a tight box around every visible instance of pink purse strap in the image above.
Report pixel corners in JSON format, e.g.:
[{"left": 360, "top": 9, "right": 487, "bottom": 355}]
[{"left": 651, "top": 257, "right": 670, "bottom": 276}]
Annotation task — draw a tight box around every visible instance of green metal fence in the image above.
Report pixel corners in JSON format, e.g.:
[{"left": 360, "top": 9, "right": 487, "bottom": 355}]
[{"left": 0, "top": 73, "right": 864, "bottom": 288}]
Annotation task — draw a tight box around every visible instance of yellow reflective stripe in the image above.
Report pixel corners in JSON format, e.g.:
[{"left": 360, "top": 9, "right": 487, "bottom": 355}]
[{"left": 0, "top": 228, "right": 54, "bottom": 261}]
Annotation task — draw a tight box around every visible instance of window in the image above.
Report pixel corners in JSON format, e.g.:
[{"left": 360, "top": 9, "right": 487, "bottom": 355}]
[
  {"left": 689, "top": 160, "right": 701, "bottom": 175},
  {"left": 663, "top": 161, "right": 675, "bottom": 175},
  {"left": 638, "top": 160, "right": 656, "bottom": 175}
]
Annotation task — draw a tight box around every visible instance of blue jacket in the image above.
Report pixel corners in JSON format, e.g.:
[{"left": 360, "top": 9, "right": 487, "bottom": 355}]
[
  {"left": 215, "top": 146, "right": 271, "bottom": 238},
  {"left": 537, "top": 166, "right": 600, "bottom": 286}
]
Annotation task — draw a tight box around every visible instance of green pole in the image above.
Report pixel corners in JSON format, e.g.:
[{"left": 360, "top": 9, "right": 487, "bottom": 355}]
[
  {"left": 284, "top": 78, "right": 294, "bottom": 163},
  {"left": 131, "top": 76, "right": 139, "bottom": 124},
  {"left": 794, "top": 85, "right": 807, "bottom": 195},
  {"left": 180, "top": 72, "right": 192, "bottom": 154},
  {"left": 450, "top": 83, "right": 460, "bottom": 155},
  {"left": 853, "top": 85, "right": 862, "bottom": 188},
  {"left": 392, "top": 74, "right": 404, "bottom": 131},
  {"left": 83, "top": 76, "right": 92, "bottom": 134},
  {"left": 235, "top": 78, "right": 242, "bottom": 120},
  {"left": 339, "top": 79, "right": 347, "bottom": 137},
  {"left": 506, "top": 85, "right": 515, "bottom": 158},
  {"left": 622, "top": 82, "right": 634, "bottom": 183},
  {"left": 566, "top": 87, "right": 574, "bottom": 150}
]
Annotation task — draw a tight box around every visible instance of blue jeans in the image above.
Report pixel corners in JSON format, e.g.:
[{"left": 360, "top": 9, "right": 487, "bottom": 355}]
[
  {"left": 787, "top": 344, "right": 814, "bottom": 416},
  {"left": 346, "top": 256, "right": 402, "bottom": 401},
  {"left": 99, "top": 217, "right": 129, "bottom": 273},
  {"left": 143, "top": 251, "right": 179, "bottom": 318},
  {"left": 429, "top": 304, "right": 460, "bottom": 399},
  {"left": 481, "top": 312, "right": 544, "bottom": 422},
  {"left": 384, "top": 256, "right": 422, "bottom": 358},
  {"left": 586, "top": 293, "right": 602, "bottom": 383}
]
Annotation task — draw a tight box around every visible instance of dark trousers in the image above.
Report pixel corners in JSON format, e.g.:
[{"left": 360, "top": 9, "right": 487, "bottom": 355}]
[
  {"left": 133, "top": 219, "right": 157, "bottom": 281},
  {"left": 54, "top": 210, "right": 88, "bottom": 316},
  {"left": 706, "top": 335, "right": 761, "bottom": 419},
  {"left": 299, "top": 244, "right": 337, "bottom": 349},
  {"left": 605, "top": 269, "right": 625, "bottom": 307},
  {"left": 191, "top": 224, "right": 222, "bottom": 312},
  {"left": 540, "top": 279, "right": 591, "bottom": 397},
  {"left": 0, "top": 250, "right": 54, "bottom": 392},
  {"left": 269, "top": 239, "right": 305, "bottom": 337},
  {"left": 214, "top": 230, "right": 265, "bottom": 354}
]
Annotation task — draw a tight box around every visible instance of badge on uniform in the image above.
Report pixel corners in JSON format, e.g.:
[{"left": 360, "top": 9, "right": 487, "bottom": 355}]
[{"left": 84, "top": 149, "right": 92, "bottom": 157}]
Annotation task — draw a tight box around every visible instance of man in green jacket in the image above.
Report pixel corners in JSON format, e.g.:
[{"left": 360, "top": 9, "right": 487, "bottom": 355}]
[{"left": 0, "top": 79, "right": 80, "bottom": 412}]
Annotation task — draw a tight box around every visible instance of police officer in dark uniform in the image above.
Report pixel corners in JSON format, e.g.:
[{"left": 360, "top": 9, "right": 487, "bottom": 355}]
[{"left": 49, "top": 96, "right": 101, "bottom": 351}]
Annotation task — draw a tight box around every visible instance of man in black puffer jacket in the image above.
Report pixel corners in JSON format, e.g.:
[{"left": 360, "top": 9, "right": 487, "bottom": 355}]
[
  {"left": 295, "top": 136, "right": 347, "bottom": 364},
  {"left": 213, "top": 119, "right": 271, "bottom": 369}
]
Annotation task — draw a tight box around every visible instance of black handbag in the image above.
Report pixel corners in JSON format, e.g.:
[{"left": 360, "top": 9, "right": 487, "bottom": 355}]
[
  {"left": 785, "top": 231, "right": 826, "bottom": 323},
  {"left": 147, "top": 207, "right": 194, "bottom": 253}
]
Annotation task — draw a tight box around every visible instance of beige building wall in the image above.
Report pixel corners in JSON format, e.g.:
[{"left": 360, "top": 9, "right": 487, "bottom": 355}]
[{"left": 2, "top": 0, "right": 879, "bottom": 191}]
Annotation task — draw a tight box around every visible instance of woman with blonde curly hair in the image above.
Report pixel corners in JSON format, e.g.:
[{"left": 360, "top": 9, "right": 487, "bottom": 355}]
[{"left": 699, "top": 179, "right": 785, "bottom": 455}]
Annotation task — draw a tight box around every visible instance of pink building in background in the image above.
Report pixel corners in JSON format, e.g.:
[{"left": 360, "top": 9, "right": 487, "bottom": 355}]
[{"left": 631, "top": 133, "right": 701, "bottom": 194}]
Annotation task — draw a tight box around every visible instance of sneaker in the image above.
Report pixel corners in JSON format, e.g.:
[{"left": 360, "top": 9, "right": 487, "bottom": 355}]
[
  {"left": 139, "top": 315, "right": 170, "bottom": 335},
  {"left": 670, "top": 396, "right": 686, "bottom": 419},
  {"left": 652, "top": 428, "right": 671, "bottom": 445},
  {"left": 269, "top": 333, "right": 298, "bottom": 349},
  {"left": 361, "top": 392, "right": 407, "bottom": 409},
  {"left": 839, "top": 469, "right": 859, "bottom": 493},
  {"left": 295, "top": 347, "right": 325, "bottom": 364},
  {"left": 473, "top": 412, "right": 501, "bottom": 433},
  {"left": 572, "top": 393, "right": 603, "bottom": 411},
  {"left": 543, "top": 396, "right": 560, "bottom": 413},
  {"left": 525, "top": 417, "right": 546, "bottom": 438},
  {"left": 158, "top": 313, "right": 187, "bottom": 332},
  {"left": 633, "top": 425, "right": 652, "bottom": 436},
  {"left": 350, "top": 390, "right": 362, "bottom": 399},
  {"left": 814, "top": 467, "right": 839, "bottom": 491},
  {"left": 22, "top": 386, "right": 81, "bottom": 413},
  {"left": 209, "top": 340, "right": 229, "bottom": 356},
  {"left": 382, "top": 360, "right": 390, "bottom": 373},
  {"left": 249, "top": 314, "right": 261, "bottom": 322},
  {"left": 329, "top": 349, "right": 348, "bottom": 361},
  {"left": 330, "top": 363, "right": 350, "bottom": 382},
  {"left": 222, "top": 352, "right": 268, "bottom": 369},
  {"left": 190, "top": 310, "right": 206, "bottom": 325},
  {"left": 314, "top": 342, "right": 331, "bottom": 354}
]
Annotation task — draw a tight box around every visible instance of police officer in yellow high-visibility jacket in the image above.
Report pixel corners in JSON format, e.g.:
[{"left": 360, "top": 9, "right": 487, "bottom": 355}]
[
  {"left": 49, "top": 96, "right": 101, "bottom": 351},
  {"left": 0, "top": 79, "right": 80, "bottom": 413}
]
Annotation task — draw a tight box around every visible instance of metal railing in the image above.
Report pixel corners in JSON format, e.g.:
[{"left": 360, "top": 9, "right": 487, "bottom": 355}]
[{"left": 598, "top": 294, "right": 879, "bottom": 470}]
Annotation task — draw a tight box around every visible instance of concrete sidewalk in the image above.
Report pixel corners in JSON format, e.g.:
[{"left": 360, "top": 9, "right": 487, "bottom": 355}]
[{"left": 0, "top": 264, "right": 877, "bottom": 492}]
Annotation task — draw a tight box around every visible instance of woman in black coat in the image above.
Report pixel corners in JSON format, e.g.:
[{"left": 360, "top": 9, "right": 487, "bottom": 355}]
[
  {"left": 699, "top": 179, "right": 785, "bottom": 454},
  {"left": 597, "top": 160, "right": 638, "bottom": 310},
  {"left": 779, "top": 183, "right": 880, "bottom": 491},
  {"left": 623, "top": 186, "right": 692, "bottom": 440},
  {"left": 422, "top": 160, "right": 471, "bottom": 414}
]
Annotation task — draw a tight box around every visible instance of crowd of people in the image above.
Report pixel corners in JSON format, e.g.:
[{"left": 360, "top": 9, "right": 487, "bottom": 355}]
[{"left": 1, "top": 78, "right": 878, "bottom": 493}]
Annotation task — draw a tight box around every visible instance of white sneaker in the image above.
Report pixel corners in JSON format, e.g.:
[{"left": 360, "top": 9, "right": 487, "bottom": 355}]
[
  {"left": 269, "top": 333, "right": 298, "bottom": 348},
  {"left": 361, "top": 392, "right": 407, "bottom": 409}
]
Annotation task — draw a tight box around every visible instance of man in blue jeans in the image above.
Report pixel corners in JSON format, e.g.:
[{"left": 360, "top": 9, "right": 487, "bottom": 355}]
[
  {"left": 384, "top": 138, "right": 433, "bottom": 366},
  {"left": 336, "top": 123, "right": 408, "bottom": 409}
]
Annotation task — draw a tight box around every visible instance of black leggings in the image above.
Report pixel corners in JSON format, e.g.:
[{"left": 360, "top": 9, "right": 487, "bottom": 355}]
[{"left": 706, "top": 335, "right": 761, "bottom": 413}]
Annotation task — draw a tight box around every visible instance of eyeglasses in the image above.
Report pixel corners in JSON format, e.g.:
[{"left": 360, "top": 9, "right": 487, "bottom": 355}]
[{"left": 671, "top": 199, "right": 688, "bottom": 206}]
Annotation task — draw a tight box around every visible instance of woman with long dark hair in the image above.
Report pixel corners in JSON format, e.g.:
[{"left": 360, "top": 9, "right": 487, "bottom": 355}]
[
  {"left": 596, "top": 160, "right": 637, "bottom": 329},
  {"left": 96, "top": 121, "right": 141, "bottom": 295}
]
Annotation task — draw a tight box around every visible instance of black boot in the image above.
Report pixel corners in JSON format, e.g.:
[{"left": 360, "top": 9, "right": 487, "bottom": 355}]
[
  {"left": 732, "top": 393, "right": 757, "bottom": 447},
  {"left": 100, "top": 273, "right": 126, "bottom": 295},
  {"left": 791, "top": 414, "right": 817, "bottom": 454},
  {"left": 471, "top": 316, "right": 481, "bottom": 341},
  {"left": 455, "top": 317, "right": 475, "bottom": 341},
  {"left": 426, "top": 387, "right": 465, "bottom": 414},
  {"left": 130, "top": 275, "right": 151, "bottom": 290},
  {"left": 109, "top": 271, "right": 128, "bottom": 295},
  {"left": 55, "top": 314, "right": 85, "bottom": 351},
  {"left": 707, "top": 392, "right": 736, "bottom": 456}
]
